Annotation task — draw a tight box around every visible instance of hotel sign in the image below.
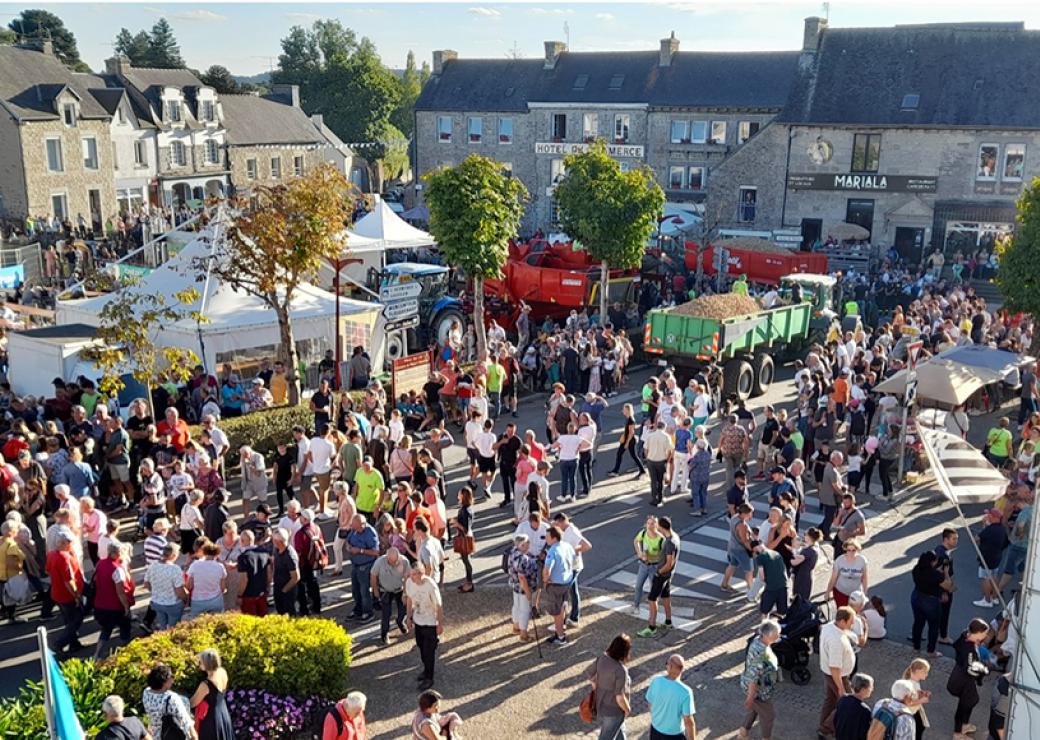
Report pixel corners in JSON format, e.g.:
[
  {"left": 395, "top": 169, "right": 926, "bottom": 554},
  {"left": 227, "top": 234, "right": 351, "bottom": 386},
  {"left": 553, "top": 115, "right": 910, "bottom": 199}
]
[
  {"left": 535, "top": 141, "right": 645, "bottom": 158},
  {"left": 787, "top": 172, "right": 938, "bottom": 193}
]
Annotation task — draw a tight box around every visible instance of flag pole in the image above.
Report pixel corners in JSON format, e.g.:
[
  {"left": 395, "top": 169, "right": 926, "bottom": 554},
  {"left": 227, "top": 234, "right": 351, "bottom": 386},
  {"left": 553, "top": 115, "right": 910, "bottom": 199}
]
[{"left": 37, "top": 626, "right": 57, "bottom": 740}]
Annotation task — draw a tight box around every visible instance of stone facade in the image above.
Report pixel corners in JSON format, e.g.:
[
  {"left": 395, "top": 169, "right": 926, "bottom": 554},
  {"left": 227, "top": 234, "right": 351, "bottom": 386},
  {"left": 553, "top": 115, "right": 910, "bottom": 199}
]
[
  {"left": 0, "top": 115, "right": 28, "bottom": 219},
  {"left": 227, "top": 146, "right": 326, "bottom": 192}
]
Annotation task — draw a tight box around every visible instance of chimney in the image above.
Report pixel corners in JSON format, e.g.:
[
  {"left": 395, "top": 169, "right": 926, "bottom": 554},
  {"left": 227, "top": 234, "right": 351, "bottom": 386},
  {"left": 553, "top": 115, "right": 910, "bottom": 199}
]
[
  {"left": 659, "top": 31, "right": 679, "bottom": 67},
  {"left": 802, "top": 16, "right": 828, "bottom": 52},
  {"left": 310, "top": 113, "right": 324, "bottom": 129},
  {"left": 270, "top": 83, "right": 300, "bottom": 108},
  {"left": 19, "top": 38, "right": 54, "bottom": 56},
  {"left": 105, "top": 55, "right": 132, "bottom": 77},
  {"left": 544, "top": 41, "right": 566, "bottom": 70},
  {"left": 432, "top": 50, "right": 458, "bottom": 76}
]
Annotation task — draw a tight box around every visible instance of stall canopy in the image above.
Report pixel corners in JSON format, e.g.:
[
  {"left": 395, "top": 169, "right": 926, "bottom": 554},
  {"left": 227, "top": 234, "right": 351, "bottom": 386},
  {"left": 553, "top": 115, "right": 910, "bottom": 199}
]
[
  {"left": 56, "top": 226, "right": 381, "bottom": 371},
  {"left": 919, "top": 427, "right": 1008, "bottom": 504},
  {"left": 872, "top": 358, "right": 1005, "bottom": 406},
  {"left": 352, "top": 198, "right": 435, "bottom": 249},
  {"left": 936, "top": 345, "right": 1031, "bottom": 378}
]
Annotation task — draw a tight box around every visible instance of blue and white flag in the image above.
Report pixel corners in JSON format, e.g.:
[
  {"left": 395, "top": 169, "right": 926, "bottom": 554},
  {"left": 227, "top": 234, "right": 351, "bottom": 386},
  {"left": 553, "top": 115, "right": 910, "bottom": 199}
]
[{"left": 37, "top": 627, "right": 85, "bottom": 740}]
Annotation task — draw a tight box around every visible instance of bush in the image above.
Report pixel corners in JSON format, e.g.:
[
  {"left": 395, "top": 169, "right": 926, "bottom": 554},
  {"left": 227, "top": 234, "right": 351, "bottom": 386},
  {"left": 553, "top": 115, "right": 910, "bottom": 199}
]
[
  {"left": 0, "top": 658, "right": 114, "bottom": 739},
  {"left": 104, "top": 613, "right": 352, "bottom": 708}
]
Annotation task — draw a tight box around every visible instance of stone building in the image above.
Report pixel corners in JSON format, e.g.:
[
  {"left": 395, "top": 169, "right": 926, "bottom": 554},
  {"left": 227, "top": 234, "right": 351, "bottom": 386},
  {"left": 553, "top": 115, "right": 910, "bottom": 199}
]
[
  {"left": 0, "top": 42, "right": 118, "bottom": 227},
  {"left": 414, "top": 37, "right": 798, "bottom": 231},
  {"left": 84, "top": 83, "right": 159, "bottom": 215},
  {"left": 707, "top": 19, "right": 1040, "bottom": 262}
]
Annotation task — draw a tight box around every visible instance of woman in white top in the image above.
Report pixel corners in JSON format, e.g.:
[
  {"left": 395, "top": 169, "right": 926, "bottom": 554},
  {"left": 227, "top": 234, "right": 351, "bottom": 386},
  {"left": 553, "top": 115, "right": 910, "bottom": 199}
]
[
  {"left": 576, "top": 413, "right": 596, "bottom": 499},
  {"left": 550, "top": 422, "right": 582, "bottom": 503},
  {"left": 144, "top": 541, "right": 186, "bottom": 629},
  {"left": 186, "top": 539, "right": 226, "bottom": 617},
  {"left": 179, "top": 490, "right": 205, "bottom": 558},
  {"left": 390, "top": 436, "right": 415, "bottom": 484},
  {"left": 217, "top": 522, "right": 243, "bottom": 611}
]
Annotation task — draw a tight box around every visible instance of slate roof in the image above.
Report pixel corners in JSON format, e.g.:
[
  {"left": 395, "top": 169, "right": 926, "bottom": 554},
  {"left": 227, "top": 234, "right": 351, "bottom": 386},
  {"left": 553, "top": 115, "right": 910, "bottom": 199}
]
[
  {"left": 120, "top": 66, "right": 208, "bottom": 125},
  {"left": 220, "top": 94, "right": 327, "bottom": 146},
  {"left": 779, "top": 22, "right": 1040, "bottom": 129},
  {"left": 415, "top": 49, "right": 800, "bottom": 112},
  {"left": 0, "top": 45, "right": 110, "bottom": 121}
]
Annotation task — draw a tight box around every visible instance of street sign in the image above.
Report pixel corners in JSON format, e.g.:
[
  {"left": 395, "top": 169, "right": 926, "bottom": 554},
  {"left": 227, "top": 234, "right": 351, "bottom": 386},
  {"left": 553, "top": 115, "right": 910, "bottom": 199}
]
[
  {"left": 382, "top": 298, "right": 419, "bottom": 322},
  {"left": 907, "top": 340, "right": 924, "bottom": 370},
  {"left": 905, "top": 372, "right": 918, "bottom": 406},
  {"left": 379, "top": 282, "right": 422, "bottom": 302},
  {"left": 392, "top": 350, "right": 433, "bottom": 399},
  {"left": 385, "top": 315, "right": 420, "bottom": 332}
]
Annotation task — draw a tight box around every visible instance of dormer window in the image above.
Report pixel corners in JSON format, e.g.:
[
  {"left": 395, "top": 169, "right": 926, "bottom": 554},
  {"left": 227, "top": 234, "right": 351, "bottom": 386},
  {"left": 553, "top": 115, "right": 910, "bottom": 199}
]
[
  {"left": 202, "top": 101, "right": 216, "bottom": 122},
  {"left": 63, "top": 103, "right": 77, "bottom": 127},
  {"left": 167, "top": 101, "right": 182, "bottom": 123}
]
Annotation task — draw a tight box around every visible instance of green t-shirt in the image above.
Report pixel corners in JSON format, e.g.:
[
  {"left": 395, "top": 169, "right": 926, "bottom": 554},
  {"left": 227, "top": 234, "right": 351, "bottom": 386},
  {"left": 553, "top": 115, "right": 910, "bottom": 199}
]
[
  {"left": 756, "top": 549, "right": 787, "bottom": 590},
  {"left": 987, "top": 428, "right": 1013, "bottom": 457},
  {"left": 354, "top": 468, "right": 385, "bottom": 513},
  {"left": 790, "top": 430, "right": 804, "bottom": 452},
  {"left": 732, "top": 280, "right": 748, "bottom": 296},
  {"left": 641, "top": 384, "right": 654, "bottom": 413},
  {"left": 486, "top": 362, "right": 505, "bottom": 393}
]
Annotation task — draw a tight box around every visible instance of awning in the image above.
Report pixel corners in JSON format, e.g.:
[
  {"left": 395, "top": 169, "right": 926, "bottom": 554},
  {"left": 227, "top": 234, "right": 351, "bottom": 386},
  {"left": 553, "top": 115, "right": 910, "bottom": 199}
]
[
  {"left": 936, "top": 345, "right": 1032, "bottom": 379},
  {"left": 873, "top": 358, "right": 1004, "bottom": 406},
  {"left": 919, "top": 427, "right": 1008, "bottom": 504}
]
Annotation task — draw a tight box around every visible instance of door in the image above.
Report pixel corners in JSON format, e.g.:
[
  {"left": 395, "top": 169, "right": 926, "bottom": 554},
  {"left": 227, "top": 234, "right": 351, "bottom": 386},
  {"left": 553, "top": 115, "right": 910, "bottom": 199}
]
[
  {"left": 845, "top": 198, "right": 875, "bottom": 238},
  {"left": 87, "top": 189, "right": 102, "bottom": 234},
  {"left": 800, "top": 218, "right": 823, "bottom": 251},
  {"left": 894, "top": 226, "right": 925, "bottom": 263}
]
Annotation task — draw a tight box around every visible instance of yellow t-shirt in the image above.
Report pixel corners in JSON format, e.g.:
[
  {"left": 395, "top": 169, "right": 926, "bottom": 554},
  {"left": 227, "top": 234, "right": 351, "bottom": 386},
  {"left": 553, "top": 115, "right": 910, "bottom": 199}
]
[
  {"left": 354, "top": 468, "right": 385, "bottom": 514},
  {"left": 0, "top": 538, "right": 24, "bottom": 581},
  {"left": 270, "top": 373, "right": 288, "bottom": 405}
]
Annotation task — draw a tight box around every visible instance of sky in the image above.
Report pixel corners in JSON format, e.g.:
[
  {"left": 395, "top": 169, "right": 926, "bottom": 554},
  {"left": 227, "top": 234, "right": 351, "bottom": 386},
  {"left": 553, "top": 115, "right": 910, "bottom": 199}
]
[{"left": 4, "top": 0, "right": 1040, "bottom": 75}]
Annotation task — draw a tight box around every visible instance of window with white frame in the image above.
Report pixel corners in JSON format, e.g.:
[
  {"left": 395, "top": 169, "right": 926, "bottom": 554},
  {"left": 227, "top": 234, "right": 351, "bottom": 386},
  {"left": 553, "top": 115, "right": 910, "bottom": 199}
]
[
  {"left": 205, "top": 139, "right": 219, "bottom": 165},
  {"left": 614, "top": 114, "right": 630, "bottom": 143},
  {"left": 134, "top": 139, "right": 148, "bottom": 167},
  {"left": 202, "top": 100, "right": 216, "bottom": 122},
  {"left": 582, "top": 113, "right": 598, "bottom": 141},
  {"left": 293, "top": 155, "right": 304, "bottom": 176},
  {"left": 82, "top": 137, "right": 98, "bottom": 169},
  {"left": 976, "top": 143, "right": 998, "bottom": 180},
  {"left": 551, "top": 113, "right": 567, "bottom": 140},
  {"left": 117, "top": 106, "right": 126, "bottom": 124},
  {"left": 709, "top": 121, "right": 727, "bottom": 144},
  {"left": 691, "top": 120, "right": 708, "bottom": 144},
  {"left": 468, "top": 116, "right": 482, "bottom": 143},
  {"left": 170, "top": 141, "right": 187, "bottom": 167},
  {"left": 550, "top": 158, "right": 566, "bottom": 184},
  {"left": 437, "top": 116, "right": 452, "bottom": 142},
  {"left": 498, "top": 117, "right": 513, "bottom": 144},
  {"left": 1004, "top": 145, "right": 1025, "bottom": 181},
  {"left": 246, "top": 158, "right": 258, "bottom": 180},
  {"left": 668, "top": 166, "right": 685, "bottom": 189},
  {"left": 738, "top": 187, "right": 757, "bottom": 222},
  {"left": 112, "top": 141, "right": 119, "bottom": 169},
  {"left": 670, "top": 120, "right": 689, "bottom": 144},
  {"left": 45, "top": 138, "right": 64, "bottom": 172},
  {"left": 738, "top": 121, "right": 760, "bottom": 144},
  {"left": 167, "top": 101, "right": 182, "bottom": 123},
  {"left": 62, "top": 103, "right": 77, "bottom": 127},
  {"left": 271, "top": 156, "right": 282, "bottom": 178},
  {"left": 51, "top": 193, "right": 68, "bottom": 219},
  {"left": 688, "top": 166, "right": 706, "bottom": 191}
]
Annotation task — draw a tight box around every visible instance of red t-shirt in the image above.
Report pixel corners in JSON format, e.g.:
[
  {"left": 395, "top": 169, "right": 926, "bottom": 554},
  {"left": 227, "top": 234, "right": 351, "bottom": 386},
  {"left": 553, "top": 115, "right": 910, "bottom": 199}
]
[
  {"left": 2, "top": 438, "right": 29, "bottom": 463},
  {"left": 528, "top": 441, "right": 546, "bottom": 463},
  {"left": 45, "top": 549, "right": 83, "bottom": 605},
  {"left": 321, "top": 705, "right": 366, "bottom": 740},
  {"left": 157, "top": 419, "right": 191, "bottom": 452}
]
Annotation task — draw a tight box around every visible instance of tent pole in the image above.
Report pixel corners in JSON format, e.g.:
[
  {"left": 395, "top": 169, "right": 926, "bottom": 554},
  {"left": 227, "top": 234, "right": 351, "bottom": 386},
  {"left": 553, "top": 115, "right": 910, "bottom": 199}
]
[{"left": 195, "top": 207, "right": 222, "bottom": 372}]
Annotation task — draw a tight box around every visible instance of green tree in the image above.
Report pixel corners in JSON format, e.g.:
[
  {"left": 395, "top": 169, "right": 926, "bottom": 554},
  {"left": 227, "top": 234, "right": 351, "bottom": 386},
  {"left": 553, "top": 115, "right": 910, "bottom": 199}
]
[
  {"left": 0, "top": 27, "right": 16, "bottom": 45},
  {"left": 312, "top": 18, "right": 358, "bottom": 63},
  {"left": 997, "top": 177, "right": 1040, "bottom": 352},
  {"left": 113, "top": 27, "right": 152, "bottom": 66},
  {"left": 200, "top": 65, "right": 239, "bottom": 93},
  {"left": 423, "top": 155, "right": 529, "bottom": 358},
  {"left": 146, "top": 17, "right": 184, "bottom": 68},
  {"left": 554, "top": 140, "right": 664, "bottom": 320},
  {"left": 391, "top": 50, "right": 423, "bottom": 138},
  {"left": 81, "top": 287, "right": 203, "bottom": 418},
  {"left": 203, "top": 165, "right": 356, "bottom": 404},
  {"left": 8, "top": 9, "right": 88, "bottom": 70},
  {"left": 275, "top": 25, "right": 321, "bottom": 81}
]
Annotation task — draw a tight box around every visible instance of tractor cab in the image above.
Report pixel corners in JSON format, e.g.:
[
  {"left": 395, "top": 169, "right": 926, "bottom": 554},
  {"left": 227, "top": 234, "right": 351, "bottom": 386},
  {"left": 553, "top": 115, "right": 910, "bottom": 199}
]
[
  {"left": 367, "top": 263, "right": 465, "bottom": 359},
  {"left": 779, "top": 273, "right": 841, "bottom": 337}
]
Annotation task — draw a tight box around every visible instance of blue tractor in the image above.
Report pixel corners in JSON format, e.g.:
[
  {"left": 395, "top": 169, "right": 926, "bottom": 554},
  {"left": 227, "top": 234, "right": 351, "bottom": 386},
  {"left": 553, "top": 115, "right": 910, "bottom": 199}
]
[{"left": 368, "top": 263, "right": 467, "bottom": 362}]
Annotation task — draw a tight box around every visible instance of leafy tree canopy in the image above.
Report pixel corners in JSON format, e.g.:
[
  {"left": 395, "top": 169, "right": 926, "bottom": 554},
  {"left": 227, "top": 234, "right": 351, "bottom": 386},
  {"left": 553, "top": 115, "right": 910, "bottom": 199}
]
[
  {"left": 113, "top": 28, "right": 151, "bottom": 66},
  {"left": 9, "top": 9, "right": 88, "bottom": 70},
  {"left": 199, "top": 65, "right": 239, "bottom": 94},
  {"left": 111, "top": 18, "right": 183, "bottom": 68},
  {"left": 997, "top": 177, "right": 1040, "bottom": 320}
]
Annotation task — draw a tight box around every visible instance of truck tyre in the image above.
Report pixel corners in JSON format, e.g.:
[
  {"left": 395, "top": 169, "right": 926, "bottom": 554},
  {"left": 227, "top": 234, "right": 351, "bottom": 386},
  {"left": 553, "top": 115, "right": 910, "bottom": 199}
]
[
  {"left": 387, "top": 332, "right": 407, "bottom": 364},
  {"left": 433, "top": 307, "right": 466, "bottom": 348},
  {"left": 723, "top": 359, "right": 754, "bottom": 401},
  {"left": 752, "top": 353, "right": 775, "bottom": 397}
]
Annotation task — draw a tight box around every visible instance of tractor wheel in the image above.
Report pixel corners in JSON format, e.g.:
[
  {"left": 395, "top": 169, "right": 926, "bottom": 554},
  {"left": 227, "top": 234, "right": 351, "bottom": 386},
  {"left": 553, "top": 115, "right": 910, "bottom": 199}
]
[
  {"left": 723, "top": 359, "right": 754, "bottom": 401},
  {"left": 751, "top": 353, "right": 775, "bottom": 397},
  {"left": 433, "top": 308, "right": 466, "bottom": 348},
  {"left": 386, "top": 332, "right": 407, "bottom": 364}
]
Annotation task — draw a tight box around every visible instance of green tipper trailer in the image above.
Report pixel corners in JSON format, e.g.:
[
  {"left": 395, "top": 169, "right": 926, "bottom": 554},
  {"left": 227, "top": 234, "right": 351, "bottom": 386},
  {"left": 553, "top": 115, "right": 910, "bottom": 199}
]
[{"left": 644, "top": 273, "right": 840, "bottom": 401}]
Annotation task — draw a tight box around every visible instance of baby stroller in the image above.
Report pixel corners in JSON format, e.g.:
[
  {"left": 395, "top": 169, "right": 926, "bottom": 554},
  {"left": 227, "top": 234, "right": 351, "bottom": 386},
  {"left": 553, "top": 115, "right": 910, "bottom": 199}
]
[{"left": 749, "top": 595, "right": 829, "bottom": 685}]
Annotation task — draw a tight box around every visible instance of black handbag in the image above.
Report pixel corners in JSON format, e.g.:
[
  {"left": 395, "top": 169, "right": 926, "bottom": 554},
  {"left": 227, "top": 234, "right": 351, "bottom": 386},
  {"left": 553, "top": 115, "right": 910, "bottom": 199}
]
[{"left": 160, "top": 695, "right": 187, "bottom": 740}]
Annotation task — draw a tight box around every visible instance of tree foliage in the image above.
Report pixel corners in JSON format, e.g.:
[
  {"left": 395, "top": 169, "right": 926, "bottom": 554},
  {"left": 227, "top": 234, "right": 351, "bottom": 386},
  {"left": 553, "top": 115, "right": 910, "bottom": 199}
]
[
  {"left": 423, "top": 154, "right": 529, "bottom": 356},
  {"left": 205, "top": 165, "right": 355, "bottom": 403},
  {"left": 0, "top": 27, "right": 17, "bottom": 45},
  {"left": 9, "top": 9, "right": 88, "bottom": 70},
  {"left": 200, "top": 65, "right": 239, "bottom": 93},
  {"left": 391, "top": 50, "right": 429, "bottom": 139},
  {"left": 113, "top": 28, "right": 150, "bottom": 65},
  {"left": 997, "top": 177, "right": 1040, "bottom": 325},
  {"left": 81, "top": 286, "right": 203, "bottom": 415},
  {"left": 554, "top": 140, "right": 664, "bottom": 318},
  {"left": 112, "top": 18, "right": 183, "bottom": 68}
]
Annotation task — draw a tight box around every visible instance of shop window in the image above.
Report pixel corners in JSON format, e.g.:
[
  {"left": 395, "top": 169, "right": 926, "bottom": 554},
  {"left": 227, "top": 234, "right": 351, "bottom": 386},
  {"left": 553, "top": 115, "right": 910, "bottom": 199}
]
[{"left": 851, "top": 133, "right": 881, "bottom": 173}]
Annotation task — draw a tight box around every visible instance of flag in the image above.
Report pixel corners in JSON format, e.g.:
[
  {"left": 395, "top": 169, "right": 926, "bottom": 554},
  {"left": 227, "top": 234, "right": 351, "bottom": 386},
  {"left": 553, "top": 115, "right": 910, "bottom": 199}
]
[{"left": 38, "top": 626, "right": 85, "bottom": 740}]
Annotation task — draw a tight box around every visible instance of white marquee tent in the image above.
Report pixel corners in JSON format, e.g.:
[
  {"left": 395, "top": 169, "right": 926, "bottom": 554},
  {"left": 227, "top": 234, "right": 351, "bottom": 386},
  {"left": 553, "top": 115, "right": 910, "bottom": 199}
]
[
  {"left": 352, "top": 198, "right": 435, "bottom": 250},
  {"left": 56, "top": 225, "right": 383, "bottom": 371}
]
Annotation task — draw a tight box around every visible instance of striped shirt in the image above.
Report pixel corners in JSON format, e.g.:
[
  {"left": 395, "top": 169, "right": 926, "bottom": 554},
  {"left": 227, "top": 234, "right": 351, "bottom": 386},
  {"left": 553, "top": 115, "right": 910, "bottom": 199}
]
[{"left": 143, "top": 534, "right": 167, "bottom": 566}]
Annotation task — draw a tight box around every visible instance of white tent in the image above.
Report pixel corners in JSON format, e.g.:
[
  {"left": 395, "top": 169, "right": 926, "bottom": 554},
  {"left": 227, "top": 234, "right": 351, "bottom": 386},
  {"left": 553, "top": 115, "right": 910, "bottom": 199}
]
[
  {"left": 353, "top": 198, "right": 435, "bottom": 249},
  {"left": 919, "top": 427, "right": 1008, "bottom": 504},
  {"left": 56, "top": 226, "right": 384, "bottom": 371}
]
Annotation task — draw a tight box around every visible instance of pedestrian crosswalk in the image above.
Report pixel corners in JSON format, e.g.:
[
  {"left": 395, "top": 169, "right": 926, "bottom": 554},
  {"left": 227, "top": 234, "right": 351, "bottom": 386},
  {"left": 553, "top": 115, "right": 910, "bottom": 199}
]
[{"left": 593, "top": 499, "right": 876, "bottom": 611}]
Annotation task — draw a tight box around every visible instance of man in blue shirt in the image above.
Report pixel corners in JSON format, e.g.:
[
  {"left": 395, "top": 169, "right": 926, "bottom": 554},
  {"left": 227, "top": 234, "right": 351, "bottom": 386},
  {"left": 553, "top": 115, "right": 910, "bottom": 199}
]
[
  {"left": 767, "top": 466, "right": 796, "bottom": 508},
  {"left": 646, "top": 653, "right": 696, "bottom": 739},
  {"left": 671, "top": 418, "right": 693, "bottom": 496},
  {"left": 541, "top": 526, "right": 576, "bottom": 646},
  {"left": 221, "top": 375, "right": 245, "bottom": 417},
  {"left": 345, "top": 514, "right": 379, "bottom": 622}
]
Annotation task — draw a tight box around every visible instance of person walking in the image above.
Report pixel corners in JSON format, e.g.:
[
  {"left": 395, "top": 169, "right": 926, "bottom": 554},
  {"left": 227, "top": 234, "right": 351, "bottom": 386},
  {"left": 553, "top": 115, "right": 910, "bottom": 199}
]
[
  {"left": 910, "top": 551, "right": 952, "bottom": 657},
  {"left": 370, "top": 546, "right": 408, "bottom": 645},
  {"left": 934, "top": 528, "right": 959, "bottom": 646},
  {"left": 542, "top": 525, "right": 577, "bottom": 646},
  {"left": 817, "top": 606, "right": 858, "bottom": 739},
  {"left": 271, "top": 527, "right": 300, "bottom": 616},
  {"left": 946, "top": 618, "right": 990, "bottom": 739},
  {"left": 632, "top": 516, "right": 664, "bottom": 614},
  {"left": 827, "top": 538, "right": 868, "bottom": 609},
  {"left": 719, "top": 414, "right": 751, "bottom": 491},
  {"left": 608, "top": 403, "right": 645, "bottom": 478},
  {"left": 405, "top": 563, "right": 445, "bottom": 691},
  {"left": 645, "top": 654, "right": 697, "bottom": 740},
  {"left": 721, "top": 504, "right": 755, "bottom": 593},
  {"left": 877, "top": 426, "right": 901, "bottom": 499},
  {"left": 689, "top": 439, "right": 711, "bottom": 516},
  {"left": 833, "top": 673, "right": 874, "bottom": 740},
  {"left": 638, "top": 516, "right": 679, "bottom": 638},
  {"left": 740, "top": 619, "right": 781, "bottom": 740},
  {"left": 585, "top": 634, "right": 633, "bottom": 740},
  {"left": 644, "top": 422, "right": 672, "bottom": 506}
]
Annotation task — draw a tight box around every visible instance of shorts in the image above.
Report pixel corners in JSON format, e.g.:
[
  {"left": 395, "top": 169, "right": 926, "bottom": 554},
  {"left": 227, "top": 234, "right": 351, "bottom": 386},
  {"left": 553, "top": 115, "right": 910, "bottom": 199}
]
[
  {"left": 503, "top": 382, "right": 515, "bottom": 399},
  {"left": 467, "top": 448, "right": 480, "bottom": 465},
  {"left": 648, "top": 573, "right": 672, "bottom": 601},
  {"left": 727, "top": 548, "right": 753, "bottom": 573},
  {"left": 108, "top": 464, "right": 130, "bottom": 482},
  {"left": 978, "top": 566, "right": 999, "bottom": 580},
  {"left": 478, "top": 455, "right": 497, "bottom": 474},
  {"left": 543, "top": 582, "right": 570, "bottom": 616},
  {"left": 1001, "top": 546, "right": 1027, "bottom": 576},
  {"left": 758, "top": 442, "right": 776, "bottom": 461},
  {"left": 441, "top": 394, "right": 457, "bottom": 413},
  {"left": 459, "top": 397, "right": 471, "bottom": 413}
]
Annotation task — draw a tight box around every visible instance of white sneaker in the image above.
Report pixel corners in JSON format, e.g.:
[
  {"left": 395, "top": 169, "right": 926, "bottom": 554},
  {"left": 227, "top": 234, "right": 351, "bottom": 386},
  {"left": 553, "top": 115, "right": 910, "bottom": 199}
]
[
  {"left": 316, "top": 511, "right": 333, "bottom": 521},
  {"left": 972, "top": 598, "right": 996, "bottom": 608},
  {"left": 629, "top": 605, "right": 641, "bottom": 616}
]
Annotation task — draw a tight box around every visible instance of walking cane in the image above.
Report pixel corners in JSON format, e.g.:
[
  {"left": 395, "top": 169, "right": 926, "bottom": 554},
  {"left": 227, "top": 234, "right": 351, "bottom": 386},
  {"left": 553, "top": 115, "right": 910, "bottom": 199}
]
[{"left": 530, "top": 603, "right": 543, "bottom": 659}]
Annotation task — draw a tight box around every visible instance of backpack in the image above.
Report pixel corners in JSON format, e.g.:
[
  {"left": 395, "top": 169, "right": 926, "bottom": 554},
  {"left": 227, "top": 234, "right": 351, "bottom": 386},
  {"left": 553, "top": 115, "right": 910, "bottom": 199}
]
[
  {"left": 866, "top": 702, "right": 899, "bottom": 740},
  {"left": 305, "top": 527, "right": 329, "bottom": 570},
  {"left": 322, "top": 703, "right": 346, "bottom": 739}
]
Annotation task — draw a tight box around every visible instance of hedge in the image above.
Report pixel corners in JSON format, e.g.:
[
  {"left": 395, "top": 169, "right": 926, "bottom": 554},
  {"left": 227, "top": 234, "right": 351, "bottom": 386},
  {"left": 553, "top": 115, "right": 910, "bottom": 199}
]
[
  {"left": 104, "top": 613, "right": 352, "bottom": 706},
  {"left": 0, "top": 659, "right": 113, "bottom": 739}
]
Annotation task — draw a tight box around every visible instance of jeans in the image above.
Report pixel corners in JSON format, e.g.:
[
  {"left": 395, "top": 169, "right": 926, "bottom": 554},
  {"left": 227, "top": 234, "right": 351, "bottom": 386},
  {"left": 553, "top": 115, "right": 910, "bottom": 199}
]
[
  {"left": 54, "top": 600, "right": 84, "bottom": 651},
  {"left": 578, "top": 451, "right": 593, "bottom": 496},
  {"left": 911, "top": 590, "right": 941, "bottom": 652},
  {"left": 560, "top": 459, "right": 578, "bottom": 498},
  {"left": 351, "top": 562, "right": 374, "bottom": 616},
  {"left": 415, "top": 624, "right": 439, "bottom": 681},
  {"left": 379, "top": 590, "right": 405, "bottom": 638},
  {"left": 597, "top": 714, "right": 627, "bottom": 740},
  {"left": 191, "top": 595, "right": 225, "bottom": 618},
  {"left": 568, "top": 570, "right": 582, "bottom": 622},
  {"left": 298, "top": 562, "right": 322, "bottom": 616},
  {"left": 633, "top": 561, "right": 654, "bottom": 608},
  {"left": 274, "top": 586, "right": 297, "bottom": 616},
  {"left": 512, "top": 591, "right": 532, "bottom": 631},
  {"left": 489, "top": 391, "right": 501, "bottom": 418},
  {"left": 690, "top": 480, "right": 708, "bottom": 510},
  {"left": 152, "top": 601, "right": 184, "bottom": 629},
  {"left": 647, "top": 460, "right": 667, "bottom": 503},
  {"left": 611, "top": 437, "right": 645, "bottom": 474}
]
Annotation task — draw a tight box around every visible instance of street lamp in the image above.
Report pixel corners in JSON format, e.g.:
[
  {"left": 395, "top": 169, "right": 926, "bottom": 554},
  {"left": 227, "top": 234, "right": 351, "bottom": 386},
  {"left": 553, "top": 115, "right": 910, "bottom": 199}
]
[{"left": 327, "top": 256, "right": 363, "bottom": 390}]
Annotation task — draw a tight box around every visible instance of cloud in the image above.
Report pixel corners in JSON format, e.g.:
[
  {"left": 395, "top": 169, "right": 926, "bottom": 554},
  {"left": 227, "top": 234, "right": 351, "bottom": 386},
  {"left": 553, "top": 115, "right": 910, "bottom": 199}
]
[
  {"left": 595, "top": 12, "right": 615, "bottom": 21},
  {"left": 284, "top": 12, "right": 321, "bottom": 22},
  {"left": 468, "top": 7, "right": 502, "bottom": 17},
  {"left": 529, "top": 7, "right": 574, "bottom": 14},
  {"left": 168, "top": 9, "right": 227, "bottom": 23}
]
